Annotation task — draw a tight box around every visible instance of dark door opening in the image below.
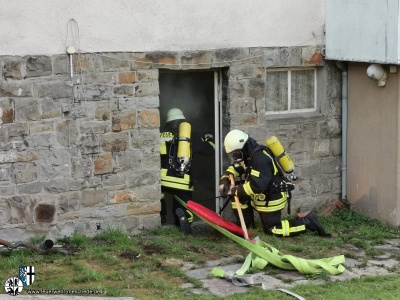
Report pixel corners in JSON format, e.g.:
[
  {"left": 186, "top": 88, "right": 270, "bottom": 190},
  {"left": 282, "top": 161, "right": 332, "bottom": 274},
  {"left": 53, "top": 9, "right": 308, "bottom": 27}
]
[{"left": 159, "top": 71, "right": 216, "bottom": 224}]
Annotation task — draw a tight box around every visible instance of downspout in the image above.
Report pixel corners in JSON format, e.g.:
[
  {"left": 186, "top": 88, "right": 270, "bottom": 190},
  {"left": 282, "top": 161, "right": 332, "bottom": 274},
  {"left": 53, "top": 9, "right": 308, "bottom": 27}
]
[{"left": 335, "top": 61, "right": 348, "bottom": 200}]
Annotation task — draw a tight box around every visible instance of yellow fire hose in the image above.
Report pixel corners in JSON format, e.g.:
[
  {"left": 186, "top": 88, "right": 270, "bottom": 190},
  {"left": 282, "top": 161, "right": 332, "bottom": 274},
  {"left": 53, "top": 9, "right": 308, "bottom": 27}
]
[{"left": 174, "top": 196, "right": 345, "bottom": 276}]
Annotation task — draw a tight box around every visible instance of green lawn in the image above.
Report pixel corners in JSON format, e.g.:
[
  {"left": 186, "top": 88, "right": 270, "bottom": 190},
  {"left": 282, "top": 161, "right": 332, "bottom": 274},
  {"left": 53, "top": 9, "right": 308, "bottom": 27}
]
[{"left": 1, "top": 208, "right": 399, "bottom": 299}]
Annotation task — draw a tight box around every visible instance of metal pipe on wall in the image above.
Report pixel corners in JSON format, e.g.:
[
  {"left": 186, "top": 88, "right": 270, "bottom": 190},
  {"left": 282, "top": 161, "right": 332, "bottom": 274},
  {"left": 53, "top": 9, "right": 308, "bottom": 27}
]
[{"left": 336, "top": 61, "right": 348, "bottom": 200}]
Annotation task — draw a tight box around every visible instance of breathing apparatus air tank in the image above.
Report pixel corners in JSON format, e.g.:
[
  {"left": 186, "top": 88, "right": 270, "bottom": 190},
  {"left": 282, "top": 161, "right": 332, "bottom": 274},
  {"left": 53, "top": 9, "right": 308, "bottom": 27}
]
[
  {"left": 266, "top": 136, "right": 295, "bottom": 174},
  {"left": 177, "top": 122, "right": 191, "bottom": 174}
]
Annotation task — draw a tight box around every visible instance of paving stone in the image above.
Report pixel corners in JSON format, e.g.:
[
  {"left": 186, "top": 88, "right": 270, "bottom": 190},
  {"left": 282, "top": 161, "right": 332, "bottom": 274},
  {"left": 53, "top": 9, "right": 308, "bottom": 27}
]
[
  {"left": 368, "top": 259, "right": 399, "bottom": 269},
  {"left": 246, "top": 273, "right": 292, "bottom": 288},
  {"left": 344, "top": 258, "right": 362, "bottom": 268},
  {"left": 351, "top": 266, "right": 390, "bottom": 276},
  {"left": 185, "top": 263, "right": 243, "bottom": 280},
  {"left": 387, "top": 239, "right": 400, "bottom": 246},
  {"left": 201, "top": 277, "right": 248, "bottom": 296},
  {"left": 329, "top": 269, "right": 360, "bottom": 281},
  {"left": 189, "top": 288, "right": 210, "bottom": 295}
]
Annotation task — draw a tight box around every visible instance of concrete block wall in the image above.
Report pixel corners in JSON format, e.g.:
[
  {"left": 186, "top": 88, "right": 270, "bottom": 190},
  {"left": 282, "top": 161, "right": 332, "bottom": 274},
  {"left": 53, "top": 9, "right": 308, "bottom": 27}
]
[{"left": 0, "top": 46, "right": 342, "bottom": 241}]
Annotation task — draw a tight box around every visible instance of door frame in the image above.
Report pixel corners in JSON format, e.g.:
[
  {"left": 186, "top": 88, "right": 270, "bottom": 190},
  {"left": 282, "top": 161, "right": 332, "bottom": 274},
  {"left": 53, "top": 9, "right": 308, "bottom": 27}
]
[{"left": 214, "top": 70, "right": 223, "bottom": 212}]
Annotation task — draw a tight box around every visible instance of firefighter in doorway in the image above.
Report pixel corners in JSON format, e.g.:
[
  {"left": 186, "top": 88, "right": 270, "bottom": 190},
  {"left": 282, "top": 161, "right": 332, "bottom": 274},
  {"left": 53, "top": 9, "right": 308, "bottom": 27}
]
[
  {"left": 160, "top": 108, "right": 215, "bottom": 234},
  {"left": 219, "top": 129, "right": 330, "bottom": 237}
]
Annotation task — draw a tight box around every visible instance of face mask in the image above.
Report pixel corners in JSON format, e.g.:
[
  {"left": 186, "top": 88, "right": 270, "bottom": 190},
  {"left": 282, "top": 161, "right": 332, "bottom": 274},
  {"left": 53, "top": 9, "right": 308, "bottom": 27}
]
[{"left": 230, "top": 150, "right": 243, "bottom": 166}]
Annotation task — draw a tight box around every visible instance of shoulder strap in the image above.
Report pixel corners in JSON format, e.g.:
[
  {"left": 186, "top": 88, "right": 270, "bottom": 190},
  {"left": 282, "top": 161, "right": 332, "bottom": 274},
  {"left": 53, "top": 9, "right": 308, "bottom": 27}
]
[
  {"left": 248, "top": 145, "right": 270, "bottom": 160},
  {"left": 249, "top": 144, "right": 286, "bottom": 177}
]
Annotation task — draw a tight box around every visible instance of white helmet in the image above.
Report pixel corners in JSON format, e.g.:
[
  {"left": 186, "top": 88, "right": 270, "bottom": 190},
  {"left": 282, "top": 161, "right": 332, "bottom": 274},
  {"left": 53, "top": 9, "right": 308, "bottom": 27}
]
[
  {"left": 166, "top": 108, "right": 186, "bottom": 122},
  {"left": 224, "top": 129, "right": 249, "bottom": 154}
]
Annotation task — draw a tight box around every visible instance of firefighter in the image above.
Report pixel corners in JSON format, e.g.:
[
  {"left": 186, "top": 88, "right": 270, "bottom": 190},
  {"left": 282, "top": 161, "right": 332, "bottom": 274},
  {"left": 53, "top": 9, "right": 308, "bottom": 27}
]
[
  {"left": 160, "top": 108, "right": 215, "bottom": 234},
  {"left": 219, "top": 129, "right": 330, "bottom": 237}
]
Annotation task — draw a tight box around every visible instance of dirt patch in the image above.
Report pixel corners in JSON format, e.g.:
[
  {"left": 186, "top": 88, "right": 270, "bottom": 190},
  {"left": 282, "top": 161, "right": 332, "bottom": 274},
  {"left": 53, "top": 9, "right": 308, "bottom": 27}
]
[
  {"left": 119, "top": 250, "right": 141, "bottom": 260},
  {"left": 188, "top": 245, "right": 215, "bottom": 258},
  {"left": 141, "top": 243, "right": 165, "bottom": 255},
  {"left": 157, "top": 258, "right": 185, "bottom": 268}
]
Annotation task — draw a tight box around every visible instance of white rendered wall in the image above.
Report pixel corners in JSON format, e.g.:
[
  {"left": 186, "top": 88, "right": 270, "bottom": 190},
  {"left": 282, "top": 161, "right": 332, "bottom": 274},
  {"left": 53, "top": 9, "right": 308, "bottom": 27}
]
[{"left": 0, "top": 0, "right": 325, "bottom": 55}]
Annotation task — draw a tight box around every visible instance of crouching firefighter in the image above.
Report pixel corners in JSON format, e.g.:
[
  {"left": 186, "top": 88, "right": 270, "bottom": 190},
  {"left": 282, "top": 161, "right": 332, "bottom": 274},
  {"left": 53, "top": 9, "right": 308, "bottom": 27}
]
[
  {"left": 160, "top": 108, "right": 215, "bottom": 234},
  {"left": 219, "top": 129, "right": 330, "bottom": 237}
]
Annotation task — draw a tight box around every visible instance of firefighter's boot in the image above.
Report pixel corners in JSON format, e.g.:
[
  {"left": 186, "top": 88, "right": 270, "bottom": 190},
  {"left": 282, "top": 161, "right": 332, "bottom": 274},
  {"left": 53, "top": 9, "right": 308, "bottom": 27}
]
[
  {"left": 303, "top": 212, "right": 331, "bottom": 237},
  {"left": 176, "top": 208, "right": 192, "bottom": 234},
  {"left": 160, "top": 193, "right": 167, "bottom": 224}
]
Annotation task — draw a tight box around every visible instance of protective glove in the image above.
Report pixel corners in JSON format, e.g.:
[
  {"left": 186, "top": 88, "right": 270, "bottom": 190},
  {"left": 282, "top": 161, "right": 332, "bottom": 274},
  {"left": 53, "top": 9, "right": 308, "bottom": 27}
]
[
  {"left": 203, "top": 133, "right": 214, "bottom": 143},
  {"left": 219, "top": 177, "right": 230, "bottom": 197},
  {"left": 228, "top": 186, "right": 237, "bottom": 196}
]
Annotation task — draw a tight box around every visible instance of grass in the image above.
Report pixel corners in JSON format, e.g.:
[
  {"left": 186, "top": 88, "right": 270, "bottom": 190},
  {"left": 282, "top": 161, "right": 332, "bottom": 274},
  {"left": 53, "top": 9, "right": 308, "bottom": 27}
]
[{"left": 0, "top": 207, "right": 399, "bottom": 299}]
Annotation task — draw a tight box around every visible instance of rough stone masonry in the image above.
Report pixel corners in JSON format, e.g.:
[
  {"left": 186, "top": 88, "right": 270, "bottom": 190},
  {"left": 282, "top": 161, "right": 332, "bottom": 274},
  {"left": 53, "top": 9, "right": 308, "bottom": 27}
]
[{"left": 0, "top": 46, "right": 342, "bottom": 241}]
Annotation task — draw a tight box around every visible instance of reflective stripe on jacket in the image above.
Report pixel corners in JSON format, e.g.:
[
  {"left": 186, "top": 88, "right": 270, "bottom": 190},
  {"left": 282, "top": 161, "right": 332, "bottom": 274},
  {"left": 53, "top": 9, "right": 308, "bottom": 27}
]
[{"left": 160, "top": 168, "right": 193, "bottom": 191}]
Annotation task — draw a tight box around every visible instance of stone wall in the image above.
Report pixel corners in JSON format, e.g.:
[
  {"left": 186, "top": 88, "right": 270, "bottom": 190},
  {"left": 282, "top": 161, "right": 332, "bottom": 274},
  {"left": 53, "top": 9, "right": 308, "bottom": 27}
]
[
  {"left": 225, "top": 48, "right": 342, "bottom": 213},
  {"left": 0, "top": 46, "right": 342, "bottom": 241}
]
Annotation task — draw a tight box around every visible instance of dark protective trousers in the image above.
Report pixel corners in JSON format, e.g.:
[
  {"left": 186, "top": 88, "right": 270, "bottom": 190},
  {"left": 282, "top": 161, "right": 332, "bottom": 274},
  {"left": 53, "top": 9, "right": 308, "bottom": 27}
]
[{"left": 160, "top": 187, "right": 192, "bottom": 225}]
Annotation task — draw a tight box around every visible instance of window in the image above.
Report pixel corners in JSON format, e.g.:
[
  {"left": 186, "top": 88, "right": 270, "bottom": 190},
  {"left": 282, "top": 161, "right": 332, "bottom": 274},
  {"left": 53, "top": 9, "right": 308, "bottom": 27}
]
[{"left": 265, "top": 68, "right": 316, "bottom": 114}]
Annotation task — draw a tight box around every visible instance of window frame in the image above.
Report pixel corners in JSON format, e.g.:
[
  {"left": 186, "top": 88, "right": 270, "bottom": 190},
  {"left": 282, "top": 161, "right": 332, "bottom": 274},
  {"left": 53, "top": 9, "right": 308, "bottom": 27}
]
[{"left": 265, "top": 67, "right": 317, "bottom": 115}]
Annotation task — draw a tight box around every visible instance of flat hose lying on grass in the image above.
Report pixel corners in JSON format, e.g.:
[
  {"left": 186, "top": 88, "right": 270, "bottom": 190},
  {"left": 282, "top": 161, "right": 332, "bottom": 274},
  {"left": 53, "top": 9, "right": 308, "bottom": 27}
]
[
  {"left": 174, "top": 197, "right": 344, "bottom": 299},
  {"left": 174, "top": 196, "right": 345, "bottom": 275}
]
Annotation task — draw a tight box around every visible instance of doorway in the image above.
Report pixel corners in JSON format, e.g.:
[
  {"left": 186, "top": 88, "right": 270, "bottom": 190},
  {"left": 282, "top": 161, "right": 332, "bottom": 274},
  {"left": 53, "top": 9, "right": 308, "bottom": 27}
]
[{"left": 159, "top": 70, "right": 220, "bottom": 224}]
